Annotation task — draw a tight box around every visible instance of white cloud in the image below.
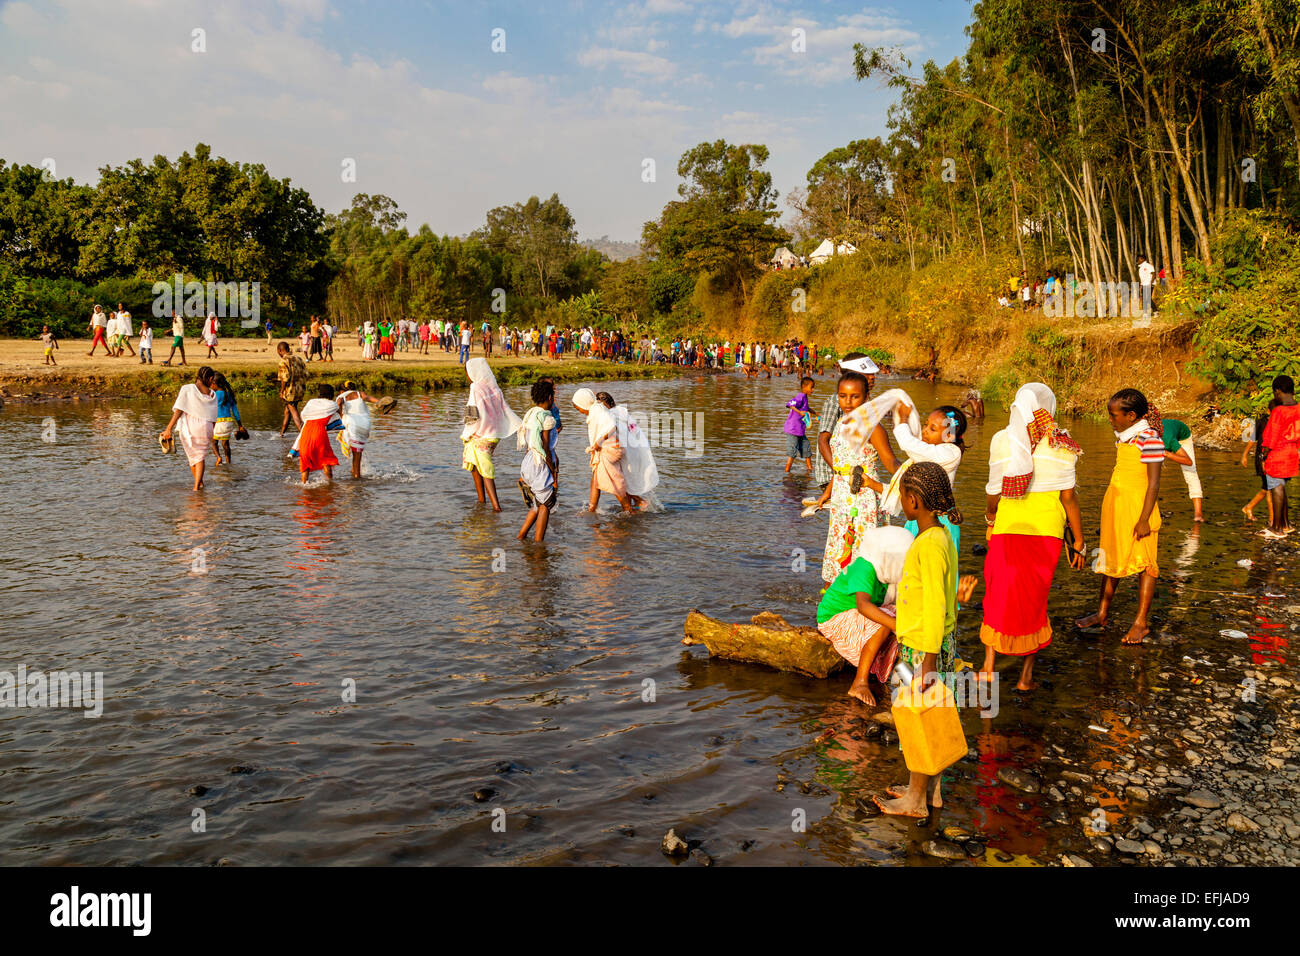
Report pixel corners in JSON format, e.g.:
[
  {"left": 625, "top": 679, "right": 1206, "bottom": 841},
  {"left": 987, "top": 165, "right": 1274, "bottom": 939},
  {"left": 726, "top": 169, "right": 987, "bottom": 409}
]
[{"left": 577, "top": 46, "right": 676, "bottom": 82}]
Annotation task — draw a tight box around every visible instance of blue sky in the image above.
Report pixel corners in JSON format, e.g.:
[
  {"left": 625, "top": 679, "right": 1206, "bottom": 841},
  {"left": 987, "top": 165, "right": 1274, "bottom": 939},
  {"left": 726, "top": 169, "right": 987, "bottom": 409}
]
[{"left": 0, "top": 0, "right": 974, "bottom": 240}]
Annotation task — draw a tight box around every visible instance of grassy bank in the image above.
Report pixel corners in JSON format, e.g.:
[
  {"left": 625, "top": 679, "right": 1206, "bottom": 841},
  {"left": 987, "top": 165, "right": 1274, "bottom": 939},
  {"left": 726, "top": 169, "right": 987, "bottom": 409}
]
[
  {"left": 0, "top": 338, "right": 702, "bottom": 402},
  {"left": 694, "top": 251, "right": 1211, "bottom": 418}
]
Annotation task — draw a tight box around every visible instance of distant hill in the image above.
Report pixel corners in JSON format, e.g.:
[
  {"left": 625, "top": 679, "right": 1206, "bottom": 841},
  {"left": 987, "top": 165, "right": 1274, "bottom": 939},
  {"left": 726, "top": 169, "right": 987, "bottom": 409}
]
[{"left": 581, "top": 236, "right": 641, "bottom": 261}]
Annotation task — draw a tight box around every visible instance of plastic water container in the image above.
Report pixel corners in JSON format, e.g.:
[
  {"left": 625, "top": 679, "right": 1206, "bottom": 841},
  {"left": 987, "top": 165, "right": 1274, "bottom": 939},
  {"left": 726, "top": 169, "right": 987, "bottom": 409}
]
[{"left": 890, "top": 668, "right": 968, "bottom": 776}]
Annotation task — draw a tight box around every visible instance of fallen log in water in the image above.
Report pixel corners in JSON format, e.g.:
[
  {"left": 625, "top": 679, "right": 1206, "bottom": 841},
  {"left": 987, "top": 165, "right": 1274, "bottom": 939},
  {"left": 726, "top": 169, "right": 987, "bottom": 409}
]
[{"left": 682, "top": 609, "right": 846, "bottom": 679}]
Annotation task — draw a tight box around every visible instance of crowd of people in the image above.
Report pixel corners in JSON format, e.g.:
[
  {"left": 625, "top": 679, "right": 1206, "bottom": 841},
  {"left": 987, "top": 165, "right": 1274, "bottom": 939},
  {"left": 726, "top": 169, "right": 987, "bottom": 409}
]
[
  {"left": 786, "top": 355, "right": 1300, "bottom": 818},
  {"left": 155, "top": 343, "right": 664, "bottom": 546}
]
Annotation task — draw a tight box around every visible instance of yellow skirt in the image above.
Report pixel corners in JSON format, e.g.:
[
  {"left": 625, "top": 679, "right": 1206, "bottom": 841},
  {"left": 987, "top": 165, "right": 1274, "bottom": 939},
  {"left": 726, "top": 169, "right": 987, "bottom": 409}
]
[
  {"left": 462, "top": 437, "right": 499, "bottom": 479},
  {"left": 1097, "top": 443, "right": 1160, "bottom": 578}
]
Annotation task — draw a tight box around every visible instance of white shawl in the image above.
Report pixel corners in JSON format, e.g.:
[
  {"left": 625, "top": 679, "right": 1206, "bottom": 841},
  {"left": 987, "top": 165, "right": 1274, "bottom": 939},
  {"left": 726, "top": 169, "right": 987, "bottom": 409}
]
[
  {"left": 173, "top": 383, "right": 218, "bottom": 422},
  {"left": 462, "top": 357, "right": 522, "bottom": 441}
]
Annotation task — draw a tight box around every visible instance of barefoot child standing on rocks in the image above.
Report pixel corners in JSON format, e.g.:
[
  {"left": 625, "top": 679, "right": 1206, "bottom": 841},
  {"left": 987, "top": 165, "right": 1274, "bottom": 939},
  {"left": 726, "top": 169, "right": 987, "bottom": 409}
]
[
  {"left": 816, "top": 526, "right": 912, "bottom": 706},
  {"left": 873, "top": 462, "right": 976, "bottom": 818},
  {"left": 1075, "top": 388, "right": 1163, "bottom": 645}
]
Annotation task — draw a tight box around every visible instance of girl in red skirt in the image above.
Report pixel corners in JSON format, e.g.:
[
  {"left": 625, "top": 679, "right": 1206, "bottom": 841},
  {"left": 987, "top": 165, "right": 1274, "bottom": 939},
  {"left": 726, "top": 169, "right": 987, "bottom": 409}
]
[
  {"left": 295, "top": 383, "right": 341, "bottom": 483},
  {"left": 980, "top": 383, "right": 1086, "bottom": 691}
]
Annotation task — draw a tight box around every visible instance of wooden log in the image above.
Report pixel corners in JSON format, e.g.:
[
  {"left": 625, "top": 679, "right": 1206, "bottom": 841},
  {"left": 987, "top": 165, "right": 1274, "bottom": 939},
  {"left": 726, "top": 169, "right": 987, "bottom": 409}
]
[{"left": 682, "top": 609, "right": 846, "bottom": 679}]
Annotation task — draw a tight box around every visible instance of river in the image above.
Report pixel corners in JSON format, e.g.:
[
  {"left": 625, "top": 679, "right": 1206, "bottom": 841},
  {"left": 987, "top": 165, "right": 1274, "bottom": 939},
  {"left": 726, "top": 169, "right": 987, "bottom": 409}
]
[{"left": 0, "top": 371, "right": 1294, "bottom": 865}]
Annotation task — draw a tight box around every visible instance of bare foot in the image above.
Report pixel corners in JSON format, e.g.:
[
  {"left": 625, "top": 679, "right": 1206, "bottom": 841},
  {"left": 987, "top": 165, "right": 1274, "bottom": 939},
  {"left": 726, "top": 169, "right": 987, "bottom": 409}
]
[
  {"left": 975, "top": 670, "right": 997, "bottom": 683},
  {"left": 1242, "top": 505, "right": 1255, "bottom": 520},
  {"left": 847, "top": 681, "right": 876, "bottom": 707},
  {"left": 887, "top": 784, "right": 942, "bottom": 808},
  {"left": 1075, "top": 612, "right": 1106, "bottom": 630},
  {"left": 1015, "top": 679, "right": 1040, "bottom": 691},
  {"left": 1121, "top": 623, "right": 1149, "bottom": 645},
  {"left": 873, "top": 792, "right": 929, "bottom": 818}
]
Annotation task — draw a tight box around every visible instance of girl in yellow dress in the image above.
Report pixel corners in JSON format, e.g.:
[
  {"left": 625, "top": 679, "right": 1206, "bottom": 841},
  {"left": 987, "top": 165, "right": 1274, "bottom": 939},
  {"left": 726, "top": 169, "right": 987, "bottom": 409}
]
[{"left": 1075, "top": 388, "right": 1163, "bottom": 645}]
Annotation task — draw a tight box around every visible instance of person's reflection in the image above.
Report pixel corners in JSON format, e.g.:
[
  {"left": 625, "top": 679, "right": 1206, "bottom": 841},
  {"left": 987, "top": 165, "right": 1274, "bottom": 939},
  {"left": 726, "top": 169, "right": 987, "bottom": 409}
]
[
  {"left": 971, "top": 724, "right": 1048, "bottom": 858},
  {"left": 520, "top": 540, "right": 559, "bottom": 623},
  {"left": 285, "top": 485, "right": 340, "bottom": 625}
]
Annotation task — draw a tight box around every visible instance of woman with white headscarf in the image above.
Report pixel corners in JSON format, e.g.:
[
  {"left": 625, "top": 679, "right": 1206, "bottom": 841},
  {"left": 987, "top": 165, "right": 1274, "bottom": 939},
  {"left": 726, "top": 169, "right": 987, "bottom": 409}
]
[
  {"left": 596, "top": 390, "right": 659, "bottom": 507},
  {"left": 816, "top": 525, "right": 913, "bottom": 705},
  {"left": 572, "top": 387, "right": 634, "bottom": 513},
  {"left": 462, "top": 357, "right": 522, "bottom": 511},
  {"left": 980, "top": 382, "right": 1085, "bottom": 691}
]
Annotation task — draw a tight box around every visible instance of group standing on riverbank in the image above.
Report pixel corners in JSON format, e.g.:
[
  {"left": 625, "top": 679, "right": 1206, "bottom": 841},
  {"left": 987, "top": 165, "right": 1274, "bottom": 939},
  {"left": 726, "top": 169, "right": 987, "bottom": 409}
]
[{"left": 793, "top": 355, "right": 1300, "bottom": 818}]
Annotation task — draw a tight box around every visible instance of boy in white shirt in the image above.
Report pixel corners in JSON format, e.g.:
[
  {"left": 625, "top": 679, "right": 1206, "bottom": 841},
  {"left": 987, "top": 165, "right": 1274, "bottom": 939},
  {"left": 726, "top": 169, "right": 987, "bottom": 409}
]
[{"left": 139, "top": 320, "right": 154, "bottom": 364}]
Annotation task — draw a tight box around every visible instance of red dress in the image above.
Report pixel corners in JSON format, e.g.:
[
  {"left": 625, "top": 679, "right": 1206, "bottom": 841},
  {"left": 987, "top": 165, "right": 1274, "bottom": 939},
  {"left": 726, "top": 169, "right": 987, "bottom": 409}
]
[{"left": 298, "top": 418, "right": 339, "bottom": 471}]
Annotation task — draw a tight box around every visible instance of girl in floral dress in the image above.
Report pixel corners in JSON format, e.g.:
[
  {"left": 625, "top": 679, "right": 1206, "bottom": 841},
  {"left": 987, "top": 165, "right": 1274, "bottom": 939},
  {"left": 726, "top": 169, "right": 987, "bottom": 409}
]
[{"left": 821, "top": 370, "right": 900, "bottom": 584}]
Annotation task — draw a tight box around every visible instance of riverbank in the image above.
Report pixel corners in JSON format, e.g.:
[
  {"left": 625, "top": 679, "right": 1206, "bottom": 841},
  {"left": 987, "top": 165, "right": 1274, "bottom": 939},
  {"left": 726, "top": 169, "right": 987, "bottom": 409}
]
[{"left": 0, "top": 337, "right": 700, "bottom": 402}]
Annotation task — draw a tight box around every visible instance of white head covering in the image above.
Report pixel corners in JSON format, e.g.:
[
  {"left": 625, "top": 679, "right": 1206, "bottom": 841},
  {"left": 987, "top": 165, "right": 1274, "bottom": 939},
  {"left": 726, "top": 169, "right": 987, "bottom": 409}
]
[
  {"left": 1003, "top": 383, "right": 1057, "bottom": 496},
  {"left": 572, "top": 388, "right": 617, "bottom": 449},
  {"left": 462, "top": 358, "right": 522, "bottom": 441},
  {"left": 859, "top": 525, "right": 914, "bottom": 604},
  {"left": 859, "top": 525, "right": 914, "bottom": 584}
]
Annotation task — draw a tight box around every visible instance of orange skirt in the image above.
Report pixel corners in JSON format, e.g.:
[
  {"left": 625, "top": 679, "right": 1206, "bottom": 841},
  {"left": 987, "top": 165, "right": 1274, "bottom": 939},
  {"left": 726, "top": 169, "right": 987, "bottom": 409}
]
[{"left": 298, "top": 418, "right": 339, "bottom": 472}]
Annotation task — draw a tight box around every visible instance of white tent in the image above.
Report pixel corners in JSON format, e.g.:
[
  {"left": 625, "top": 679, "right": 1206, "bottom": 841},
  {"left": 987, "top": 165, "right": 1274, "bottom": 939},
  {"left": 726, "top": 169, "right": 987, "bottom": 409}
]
[
  {"left": 809, "top": 239, "right": 858, "bottom": 265},
  {"left": 769, "top": 246, "right": 799, "bottom": 268}
]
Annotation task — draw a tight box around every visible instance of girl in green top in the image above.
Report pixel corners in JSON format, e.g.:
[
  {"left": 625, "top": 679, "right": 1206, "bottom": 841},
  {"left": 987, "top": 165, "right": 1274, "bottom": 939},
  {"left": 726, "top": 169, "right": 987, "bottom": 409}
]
[
  {"left": 816, "top": 526, "right": 913, "bottom": 706},
  {"left": 1160, "top": 418, "right": 1203, "bottom": 521}
]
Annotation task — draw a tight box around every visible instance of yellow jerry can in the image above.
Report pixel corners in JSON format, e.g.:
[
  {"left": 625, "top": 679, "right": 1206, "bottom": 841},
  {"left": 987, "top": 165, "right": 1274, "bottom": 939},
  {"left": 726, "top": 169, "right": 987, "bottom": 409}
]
[{"left": 891, "top": 674, "right": 968, "bottom": 775}]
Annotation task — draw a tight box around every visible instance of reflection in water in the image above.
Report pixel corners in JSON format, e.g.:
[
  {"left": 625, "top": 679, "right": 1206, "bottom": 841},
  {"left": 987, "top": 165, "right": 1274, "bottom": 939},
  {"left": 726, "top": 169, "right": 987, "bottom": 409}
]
[{"left": 0, "top": 376, "right": 1295, "bottom": 865}]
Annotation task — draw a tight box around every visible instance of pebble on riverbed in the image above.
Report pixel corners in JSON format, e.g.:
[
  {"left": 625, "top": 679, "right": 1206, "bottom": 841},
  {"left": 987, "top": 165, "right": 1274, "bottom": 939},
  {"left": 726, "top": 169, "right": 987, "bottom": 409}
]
[
  {"left": 661, "top": 828, "right": 690, "bottom": 857},
  {"left": 996, "top": 767, "right": 1041, "bottom": 793}
]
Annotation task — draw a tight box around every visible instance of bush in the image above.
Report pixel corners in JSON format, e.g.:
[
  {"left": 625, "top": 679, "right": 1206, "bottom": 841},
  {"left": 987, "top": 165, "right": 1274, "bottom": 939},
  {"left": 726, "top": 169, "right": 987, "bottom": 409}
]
[
  {"left": 1187, "top": 210, "right": 1300, "bottom": 413},
  {"left": 981, "top": 324, "right": 1094, "bottom": 406}
]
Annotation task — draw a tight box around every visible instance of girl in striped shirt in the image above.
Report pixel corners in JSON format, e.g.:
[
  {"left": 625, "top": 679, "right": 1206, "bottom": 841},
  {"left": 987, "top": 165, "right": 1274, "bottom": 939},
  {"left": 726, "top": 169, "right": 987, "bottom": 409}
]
[{"left": 1075, "top": 388, "right": 1163, "bottom": 645}]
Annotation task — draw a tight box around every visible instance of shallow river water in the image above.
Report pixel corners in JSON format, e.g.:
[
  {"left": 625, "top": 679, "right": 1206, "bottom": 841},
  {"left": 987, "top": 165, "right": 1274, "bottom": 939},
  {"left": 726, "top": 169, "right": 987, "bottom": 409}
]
[{"left": 0, "top": 371, "right": 1294, "bottom": 865}]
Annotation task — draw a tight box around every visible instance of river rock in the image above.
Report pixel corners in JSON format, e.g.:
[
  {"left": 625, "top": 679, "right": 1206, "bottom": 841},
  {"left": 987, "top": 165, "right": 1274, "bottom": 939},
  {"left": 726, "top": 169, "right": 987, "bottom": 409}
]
[
  {"left": 661, "top": 828, "right": 690, "bottom": 857},
  {"left": 996, "top": 767, "right": 1041, "bottom": 793},
  {"left": 924, "top": 839, "right": 967, "bottom": 860},
  {"left": 1127, "top": 785, "right": 1151, "bottom": 802},
  {"left": 1226, "top": 812, "right": 1260, "bottom": 833},
  {"left": 1062, "top": 770, "right": 1093, "bottom": 784},
  {"left": 690, "top": 848, "right": 713, "bottom": 866},
  {"left": 188, "top": 785, "right": 209, "bottom": 797},
  {"left": 473, "top": 787, "right": 495, "bottom": 802},
  {"left": 1115, "top": 838, "right": 1146, "bottom": 855},
  {"left": 1182, "top": 790, "right": 1223, "bottom": 809}
]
